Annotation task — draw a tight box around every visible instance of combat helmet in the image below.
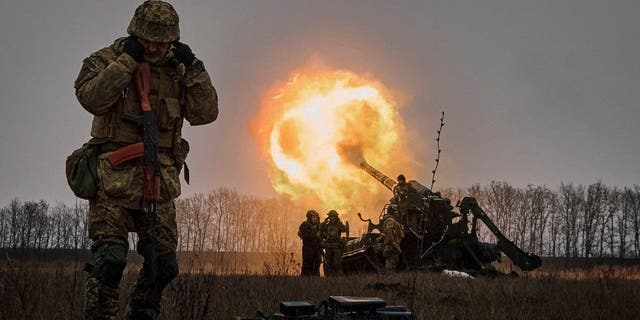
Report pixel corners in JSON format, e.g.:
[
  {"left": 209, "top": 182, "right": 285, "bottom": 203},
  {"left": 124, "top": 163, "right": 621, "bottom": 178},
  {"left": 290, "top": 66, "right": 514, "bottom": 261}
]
[
  {"left": 306, "top": 210, "right": 319, "bottom": 219},
  {"left": 127, "top": 0, "right": 180, "bottom": 42},
  {"left": 327, "top": 210, "right": 339, "bottom": 218}
]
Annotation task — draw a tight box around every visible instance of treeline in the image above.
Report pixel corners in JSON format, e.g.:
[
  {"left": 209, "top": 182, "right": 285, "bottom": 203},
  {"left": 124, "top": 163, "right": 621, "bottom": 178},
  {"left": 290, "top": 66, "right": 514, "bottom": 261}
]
[
  {"left": 0, "top": 189, "right": 302, "bottom": 254},
  {"left": 442, "top": 182, "right": 640, "bottom": 259},
  {"left": 1, "top": 183, "right": 639, "bottom": 259},
  {"left": 0, "top": 199, "right": 89, "bottom": 250},
  {"left": 174, "top": 188, "right": 300, "bottom": 253}
]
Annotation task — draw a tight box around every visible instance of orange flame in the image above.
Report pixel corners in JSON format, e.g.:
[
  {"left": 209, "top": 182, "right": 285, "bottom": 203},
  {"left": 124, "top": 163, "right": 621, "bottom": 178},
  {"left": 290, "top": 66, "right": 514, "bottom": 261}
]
[{"left": 252, "top": 66, "right": 415, "bottom": 212}]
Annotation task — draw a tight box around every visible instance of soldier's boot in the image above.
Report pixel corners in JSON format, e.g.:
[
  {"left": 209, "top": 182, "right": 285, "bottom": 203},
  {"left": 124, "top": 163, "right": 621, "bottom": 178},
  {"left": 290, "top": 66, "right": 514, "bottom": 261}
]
[
  {"left": 126, "top": 253, "right": 179, "bottom": 320},
  {"left": 84, "top": 243, "right": 128, "bottom": 320}
]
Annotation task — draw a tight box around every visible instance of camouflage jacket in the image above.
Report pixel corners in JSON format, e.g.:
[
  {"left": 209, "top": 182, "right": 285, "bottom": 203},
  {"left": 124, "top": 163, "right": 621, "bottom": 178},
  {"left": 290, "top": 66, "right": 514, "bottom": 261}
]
[
  {"left": 74, "top": 38, "right": 218, "bottom": 208},
  {"left": 393, "top": 182, "right": 422, "bottom": 209},
  {"left": 75, "top": 37, "right": 218, "bottom": 149},
  {"left": 393, "top": 182, "right": 415, "bottom": 200},
  {"left": 298, "top": 221, "right": 321, "bottom": 248},
  {"left": 383, "top": 217, "right": 405, "bottom": 247},
  {"left": 320, "top": 220, "right": 348, "bottom": 247}
]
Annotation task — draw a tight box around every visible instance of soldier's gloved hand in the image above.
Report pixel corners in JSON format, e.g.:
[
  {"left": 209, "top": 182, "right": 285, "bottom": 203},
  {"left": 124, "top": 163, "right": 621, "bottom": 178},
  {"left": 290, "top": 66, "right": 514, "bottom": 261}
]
[
  {"left": 122, "top": 36, "right": 145, "bottom": 62},
  {"left": 171, "top": 41, "right": 195, "bottom": 65}
]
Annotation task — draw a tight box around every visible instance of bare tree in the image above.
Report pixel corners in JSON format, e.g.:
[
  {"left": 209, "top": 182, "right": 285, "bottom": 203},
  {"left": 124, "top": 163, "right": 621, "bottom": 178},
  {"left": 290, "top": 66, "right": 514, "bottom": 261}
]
[
  {"left": 631, "top": 185, "right": 640, "bottom": 258},
  {"left": 601, "top": 188, "right": 620, "bottom": 257},
  {"left": 525, "top": 186, "right": 555, "bottom": 254},
  {"left": 582, "top": 182, "right": 607, "bottom": 257},
  {"left": 0, "top": 207, "right": 7, "bottom": 248},
  {"left": 483, "top": 182, "right": 520, "bottom": 243},
  {"left": 547, "top": 196, "right": 561, "bottom": 257},
  {"left": 558, "top": 183, "right": 584, "bottom": 257},
  {"left": 8, "top": 198, "right": 21, "bottom": 249},
  {"left": 617, "top": 187, "right": 635, "bottom": 258}
]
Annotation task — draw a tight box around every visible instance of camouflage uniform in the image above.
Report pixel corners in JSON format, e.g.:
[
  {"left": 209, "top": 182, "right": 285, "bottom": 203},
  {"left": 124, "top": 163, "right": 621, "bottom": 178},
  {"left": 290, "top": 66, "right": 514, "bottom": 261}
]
[
  {"left": 393, "top": 181, "right": 413, "bottom": 200},
  {"left": 298, "top": 210, "right": 322, "bottom": 276},
  {"left": 320, "top": 210, "right": 348, "bottom": 276},
  {"left": 382, "top": 216, "right": 405, "bottom": 273},
  {"left": 392, "top": 178, "right": 422, "bottom": 225},
  {"left": 75, "top": 2, "right": 218, "bottom": 319}
]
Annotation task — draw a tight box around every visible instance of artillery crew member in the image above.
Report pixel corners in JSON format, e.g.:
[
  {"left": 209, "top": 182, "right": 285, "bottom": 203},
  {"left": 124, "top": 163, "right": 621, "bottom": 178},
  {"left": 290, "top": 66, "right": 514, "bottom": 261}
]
[
  {"left": 73, "top": 1, "right": 218, "bottom": 319},
  {"left": 392, "top": 174, "right": 416, "bottom": 203},
  {"left": 298, "top": 210, "right": 322, "bottom": 276},
  {"left": 319, "top": 210, "right": 349, "bottom": 276},
  {"left": 391, "top": 174, "right": 423, "bottom": 224},
  {"left": 382, "top": 216, "right": 405, "bottom": 273}
]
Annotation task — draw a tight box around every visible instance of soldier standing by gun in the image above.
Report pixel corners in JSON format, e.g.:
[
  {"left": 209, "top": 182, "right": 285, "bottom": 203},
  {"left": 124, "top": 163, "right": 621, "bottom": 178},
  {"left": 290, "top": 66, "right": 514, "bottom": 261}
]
[
  {"left": 320, "top": 210, "right": 349, "bottom": 276},
  {"left": 381, "top": 216, "right": 404, "bottom": 273},
  {"left": 391, "top": 174, "right": 422, "bottom": 224},
  {"left": 73, "top": 1, "right": 218, "bottom": 319},
  {"left": 392, "top": 174, "right": 413, "bottom": 201},
  {"left": 298, "top": 210, "right": 322, "bottom": 276}
]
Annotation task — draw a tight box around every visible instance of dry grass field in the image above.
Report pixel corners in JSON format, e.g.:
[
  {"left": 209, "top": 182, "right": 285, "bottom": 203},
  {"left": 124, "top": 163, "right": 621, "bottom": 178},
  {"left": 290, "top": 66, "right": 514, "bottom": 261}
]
[{"left": 1, "top": 256, "right": 640, "bottom": 320}]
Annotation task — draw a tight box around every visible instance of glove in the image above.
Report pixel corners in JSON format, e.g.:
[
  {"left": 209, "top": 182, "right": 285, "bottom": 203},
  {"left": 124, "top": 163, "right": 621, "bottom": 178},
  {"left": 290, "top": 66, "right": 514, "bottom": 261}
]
[
  {"left": 122, "top": 36, "right": 145, "bottom": 62},
  {"left": 171, "top": 41, "right": 195, "bottom": 65}
]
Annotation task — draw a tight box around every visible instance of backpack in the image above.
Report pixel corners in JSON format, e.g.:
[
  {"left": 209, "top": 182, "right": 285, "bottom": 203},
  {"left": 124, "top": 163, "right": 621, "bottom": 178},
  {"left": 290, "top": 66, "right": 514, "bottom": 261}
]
[{"left": 65, "top": 139, "right": 103, "bottom": 200}]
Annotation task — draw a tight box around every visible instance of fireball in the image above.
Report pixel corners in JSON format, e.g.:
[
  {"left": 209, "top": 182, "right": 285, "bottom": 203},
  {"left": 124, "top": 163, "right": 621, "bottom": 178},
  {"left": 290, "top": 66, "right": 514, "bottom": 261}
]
[{"left": 252, "top": 67, "right": 414, "bottom": 212}]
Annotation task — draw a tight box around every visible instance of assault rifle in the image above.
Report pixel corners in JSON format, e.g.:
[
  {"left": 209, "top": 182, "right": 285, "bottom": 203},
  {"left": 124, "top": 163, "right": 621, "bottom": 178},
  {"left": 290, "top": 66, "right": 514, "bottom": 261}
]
[
  {"left": 135, "top": 62, "right": 160, "bottom": 282},
  {"left": 107, "top": 63, "right": 160, "bottom": 282},
  {"left": 236, "top": 296, "right": 415, "bottom": 320},
  {"left": 109, "top": 63, "right": 160, "bottom": 282}
]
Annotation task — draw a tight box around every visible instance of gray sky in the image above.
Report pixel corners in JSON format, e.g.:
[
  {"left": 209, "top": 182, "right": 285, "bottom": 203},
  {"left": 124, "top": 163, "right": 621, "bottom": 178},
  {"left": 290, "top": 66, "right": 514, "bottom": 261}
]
[{"left": 0, "top": 0, "right": 638, "bottom": 205}]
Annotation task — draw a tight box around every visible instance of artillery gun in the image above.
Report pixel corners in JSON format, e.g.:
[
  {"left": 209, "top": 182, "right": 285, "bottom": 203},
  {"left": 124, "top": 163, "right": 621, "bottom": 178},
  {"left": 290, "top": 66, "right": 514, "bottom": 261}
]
[{"left": 341, "top": 161, "right": 542, "bottom": 275}]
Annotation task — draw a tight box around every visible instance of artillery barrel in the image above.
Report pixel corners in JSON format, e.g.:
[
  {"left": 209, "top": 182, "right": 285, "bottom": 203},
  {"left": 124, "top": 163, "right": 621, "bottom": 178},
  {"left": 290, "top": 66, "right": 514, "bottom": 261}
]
[
  {"left": 360, "top": 161, "right": 433, "bottom": 197},
  {"left": 360, "top": 161, "right": 397, "bottom": 191}
]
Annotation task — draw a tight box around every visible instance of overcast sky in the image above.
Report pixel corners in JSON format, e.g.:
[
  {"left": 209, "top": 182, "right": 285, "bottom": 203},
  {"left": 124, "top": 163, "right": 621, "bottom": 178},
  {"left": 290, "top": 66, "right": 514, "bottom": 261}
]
[{"left": 0, "top": 0, "right": 638, "bottom": 205}]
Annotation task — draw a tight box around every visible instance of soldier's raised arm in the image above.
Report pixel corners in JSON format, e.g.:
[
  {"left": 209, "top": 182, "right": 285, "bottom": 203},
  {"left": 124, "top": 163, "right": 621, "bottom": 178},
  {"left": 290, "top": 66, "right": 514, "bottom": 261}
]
[
  {"left": 175, "top": 43, "right": 218, "bottom": 125},
  {"left": 74, "top": 37, "right": 144, "bottom": 115}
]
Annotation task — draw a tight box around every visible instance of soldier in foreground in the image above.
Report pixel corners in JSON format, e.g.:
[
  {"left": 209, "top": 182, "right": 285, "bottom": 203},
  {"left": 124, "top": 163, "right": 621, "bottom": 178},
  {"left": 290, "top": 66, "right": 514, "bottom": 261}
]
[
  {"left": 298, "top": 210, "right": 322, "bottom": 276},
  {"left": 382, "top": 216, "right": 405, "bottom": 273},
  {"left": 73, "top": 1, "right": 218, "bottom": 319},
  {"left": 320, "top": 210, "right": 349, "bottom": 276}
]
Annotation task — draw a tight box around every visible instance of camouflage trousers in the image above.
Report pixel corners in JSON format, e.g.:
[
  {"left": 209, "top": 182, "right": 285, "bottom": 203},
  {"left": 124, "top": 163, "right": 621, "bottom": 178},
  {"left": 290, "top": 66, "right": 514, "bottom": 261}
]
[
  {"left": 301, "top": 245, "right": 322, "bottom": 276},
  {"left": 382, "top": 244, "right": 401, "bottom": 273},
  {"left": 323, "top": 246, "right": 343, "bottom": 276},
  {"left": 84, "top": 197, "right": 179, "bottom": 320}
]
